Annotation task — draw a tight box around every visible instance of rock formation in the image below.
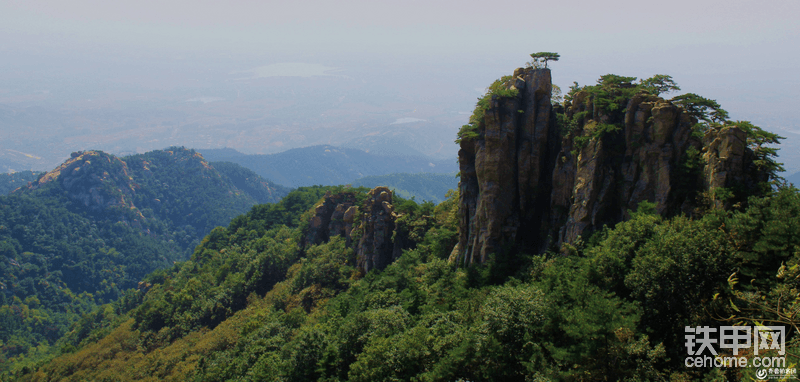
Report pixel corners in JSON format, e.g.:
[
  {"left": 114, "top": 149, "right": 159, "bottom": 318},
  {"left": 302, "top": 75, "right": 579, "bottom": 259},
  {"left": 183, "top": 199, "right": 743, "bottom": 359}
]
[
  {"left": 303, "top": 190, "right": 358, "bottom": 247},
  {"left": 702, "top": 127, "right": 765, "bottom": 209},
  {"left": 456, "top": 67, "right": 762, "bottom": 266},
  {"left": 23, "top": 151, "right": 141, "bottom": 217},
  {"left": 303, "top": 186, "right": 421, "bottom": 274},
  {"left": 354, "top": 187, "right": 398, "bottom": 273}
]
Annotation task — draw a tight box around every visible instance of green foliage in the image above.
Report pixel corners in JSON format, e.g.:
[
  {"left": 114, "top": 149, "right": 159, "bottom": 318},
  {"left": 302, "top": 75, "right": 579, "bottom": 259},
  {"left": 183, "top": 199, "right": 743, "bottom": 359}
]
[
  {"left": 456, "top": 76, "right": 519, "bottom": 144},
  {"left": 125, "top": 147, "right": 283, "bottom": 238},
  {"left": 588, "top": 74, "right": 640, "bottom": 113},
  {"left": 670, "top": 93, "right": 729, "bottom": 123},
  {"left": 210, "top": 161, "right": 291, "bottom": 205},
  {"left": 732, "top": 120, "right": 786, "bottom": 182},
  {"left": 19, "top": 180, "right": 800, "bottom": 381},
  {"left": 551, "top": 83, "right": 563, "bottom": 104},
  {"left": 638, "top": 74, "right": 681, "bottom": 95},
  {"left": 528, "top": 52, "right": 560, "bottom": 69},
  {"left": 0, "top": 148, "right": 292, "bottom": 376},
  {"left": 674, "top": 145, "right": 705, "bottom": 204},
  {"left": 122, "top": 186, "right": 349, "bottom": 348},
  {"left": 0, "top": 193, "right": 184, "bottom": 373},
  {"left": 723, "top": 187, "right": 800, "bottom": 285}
]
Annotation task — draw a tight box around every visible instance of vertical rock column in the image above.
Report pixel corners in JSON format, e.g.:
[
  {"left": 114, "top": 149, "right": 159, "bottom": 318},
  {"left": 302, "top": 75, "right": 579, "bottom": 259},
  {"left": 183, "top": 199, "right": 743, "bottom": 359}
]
[
  {"left": 457, "top": 68, "right": 555, "bottom": 265},
  {"left": 355, "top": 187, "right": 397, "bottom": 273},
  {"left": 702, "top": 126, "right": 758, "bottom": 209}
]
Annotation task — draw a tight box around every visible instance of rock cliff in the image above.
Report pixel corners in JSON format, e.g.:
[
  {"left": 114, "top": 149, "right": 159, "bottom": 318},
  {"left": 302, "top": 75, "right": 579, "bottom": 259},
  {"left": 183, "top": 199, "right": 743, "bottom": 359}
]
[
  {"left": 354, "top": 187, "right": 398, "bottom": 273},
  {"left": 303, "top": 190, "right": 358, "bottom": 247},
  {"left": 456, "top": 67, "right": 763, "bottom": 266},
  {"left": 303, "top": 186, "right": 427, "bottom": 274}
]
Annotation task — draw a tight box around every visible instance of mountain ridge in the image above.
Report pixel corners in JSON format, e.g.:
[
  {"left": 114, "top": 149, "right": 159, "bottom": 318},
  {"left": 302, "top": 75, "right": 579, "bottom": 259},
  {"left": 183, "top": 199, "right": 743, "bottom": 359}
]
[
  {"left": 198, "top": 145, "right": 458, "bottom": 188},
  {"left": 0, "top": 147, "right": 289, "bottom": 372}
]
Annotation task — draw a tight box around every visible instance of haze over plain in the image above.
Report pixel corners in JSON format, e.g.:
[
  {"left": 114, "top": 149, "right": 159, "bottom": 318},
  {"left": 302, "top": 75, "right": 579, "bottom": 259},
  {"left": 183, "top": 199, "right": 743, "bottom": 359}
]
[{"left": 1, "top": 0, "right": 798, "bottom": 175}]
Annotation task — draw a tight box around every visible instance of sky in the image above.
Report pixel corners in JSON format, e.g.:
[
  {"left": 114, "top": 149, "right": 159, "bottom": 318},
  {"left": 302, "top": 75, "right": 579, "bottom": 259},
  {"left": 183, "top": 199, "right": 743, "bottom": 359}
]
[{"left": 1, "top": 0, "right": 799, "bottom": 172}]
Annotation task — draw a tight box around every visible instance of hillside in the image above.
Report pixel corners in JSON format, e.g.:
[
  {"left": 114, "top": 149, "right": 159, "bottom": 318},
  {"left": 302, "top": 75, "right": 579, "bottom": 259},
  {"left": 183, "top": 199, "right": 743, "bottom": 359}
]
[
  {"left": 7, "top": 67, "right": 798, "bottom": 381},
  {"left": 199, "top": 146, "right": 458, "bottom": 188},
  {"left": 0, "top": 148, "right": 288, "bottom": 374},
  {"left": 0, "top": 171, "right": 42, "bottom": 195},
  {"left": 350, "top": 172, "right": 458, "bottom": 203}
]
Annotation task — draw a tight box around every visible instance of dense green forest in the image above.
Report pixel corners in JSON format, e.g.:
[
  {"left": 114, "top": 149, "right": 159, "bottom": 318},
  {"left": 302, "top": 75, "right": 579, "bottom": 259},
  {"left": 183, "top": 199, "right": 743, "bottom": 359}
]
[
  {"left": 0, "top": 148, "right": 289, "bottom": 375},
  {"left": 4, "top": 70, "right": 798, "bottom": 381},
  {"left": 13, "top": 181, "right": 800, "bottom": 381}
]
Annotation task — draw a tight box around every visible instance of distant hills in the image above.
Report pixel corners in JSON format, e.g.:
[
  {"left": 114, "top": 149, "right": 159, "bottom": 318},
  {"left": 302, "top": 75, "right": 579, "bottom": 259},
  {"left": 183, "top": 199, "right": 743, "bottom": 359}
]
[
  {"left": 198, "top": 146, "right": 458, "bottom": 188},
  {"left": 351, "top": 172, "right": 458, "bottom": 204},
  {"left": 0, "top": 171, "right": 42, "bottom": 195},
  {"left": 787, "top": 171, "right": 800, "bottom": 187},
  {"left": 0, "top": 147, "right": 289, "bottom": 370}
]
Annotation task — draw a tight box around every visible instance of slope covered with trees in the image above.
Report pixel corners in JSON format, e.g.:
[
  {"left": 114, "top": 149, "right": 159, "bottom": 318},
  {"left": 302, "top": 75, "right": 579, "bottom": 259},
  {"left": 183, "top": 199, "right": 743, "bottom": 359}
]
[
  {"left": 6, "top": 66, "right": 797, "bottom": 381},
  {"left": 18, "top": 183, "right": 800, "bottom": 381},
  {"left": 0, "top": 148, "right": 289, "bottom": 375}
]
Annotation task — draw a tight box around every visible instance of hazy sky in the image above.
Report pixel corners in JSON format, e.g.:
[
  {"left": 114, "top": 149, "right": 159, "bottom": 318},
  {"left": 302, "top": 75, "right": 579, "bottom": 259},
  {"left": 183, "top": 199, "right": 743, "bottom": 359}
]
[
  {"left": 1, "top": 0, "right": 799, "bottom": 171},
  {"left": 3, "top": 0, "right": 796, "bottom": 54}
]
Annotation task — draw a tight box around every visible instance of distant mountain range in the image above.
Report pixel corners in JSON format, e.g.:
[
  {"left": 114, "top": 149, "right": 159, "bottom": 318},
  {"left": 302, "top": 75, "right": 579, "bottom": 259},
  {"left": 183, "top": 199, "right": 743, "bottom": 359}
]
[
  {"left": 198, "top": 145, "right": 458, "bottom": 188},
  {"left": 351, "top": 172, "right": 458, "bottom": 204},
  {"left": 0, "top": 170, "right": 42, "bottom": 194},
  {"left": 787, "top": 171, "right": 800, "bottom": 187}
]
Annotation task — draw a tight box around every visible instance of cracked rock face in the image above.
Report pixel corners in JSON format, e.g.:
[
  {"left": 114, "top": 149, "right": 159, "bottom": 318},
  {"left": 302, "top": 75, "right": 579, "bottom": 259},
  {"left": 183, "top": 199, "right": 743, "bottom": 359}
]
[
  {"left": 300, "top": 186, "right": 400, "bottom": 274},
  {"left": 303, "top": 186, "right": 434, "bottom": 274},
  {"left": 303, "top": 191, "right": 358, "bottom": 247},
  {"left": 456, "top": 68, "right": 759, "bottom": 266},
  {"left": 354, "top": 187, "right": 397, "bottom": 273}
]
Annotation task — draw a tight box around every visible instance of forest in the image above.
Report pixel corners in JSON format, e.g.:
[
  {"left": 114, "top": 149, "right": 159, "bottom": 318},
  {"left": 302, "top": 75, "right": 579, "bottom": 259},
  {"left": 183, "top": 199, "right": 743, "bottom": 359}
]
[
  {"left": 2, "top": 69, "right": 798, "bottom": 381},
  {"left": 0, "top": 148, "right": 288, "bottom": 375}
]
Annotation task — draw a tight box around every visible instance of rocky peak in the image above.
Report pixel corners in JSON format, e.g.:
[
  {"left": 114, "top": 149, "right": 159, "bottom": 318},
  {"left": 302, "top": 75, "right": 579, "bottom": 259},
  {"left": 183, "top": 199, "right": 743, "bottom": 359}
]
[
  {"left": 354, "top": 186, "right": 398, "bottom": 273},
  {"left": 455, "top": 68, "right": 763, "bottom": 266},
  {"left": 21, "top": 150, "right": 141, "bottom": 217}
]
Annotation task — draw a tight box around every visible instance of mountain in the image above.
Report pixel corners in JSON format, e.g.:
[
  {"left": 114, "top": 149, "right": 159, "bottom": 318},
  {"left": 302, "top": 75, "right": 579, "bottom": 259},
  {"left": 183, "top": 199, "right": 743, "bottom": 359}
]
[
  {"left": 0, "top": 148, "right": 288, "bottom": 373},
  {"left": 455, "top": 68, "right": 772, "bottom": 264},
  {"left": 0, "top": 171, "right": 42, "bottom": 195},
  {"left": 787, "top": 171, "right": 800, "bottom": 187},
  {"left": 350, "top": 172, "right": 458, "bottom": 204},
  {"left": 198, "top": 146, "right": 458, "bottom": 188},
  {"left": 9, "top": 67, "right": 798, "bottom": 381}
]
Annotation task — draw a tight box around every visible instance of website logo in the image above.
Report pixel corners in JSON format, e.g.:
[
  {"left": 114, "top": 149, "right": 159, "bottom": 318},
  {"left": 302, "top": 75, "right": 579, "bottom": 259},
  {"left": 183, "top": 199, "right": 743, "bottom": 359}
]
[{"left": 684, "top": 325, "right": 794, "bottom": 378}]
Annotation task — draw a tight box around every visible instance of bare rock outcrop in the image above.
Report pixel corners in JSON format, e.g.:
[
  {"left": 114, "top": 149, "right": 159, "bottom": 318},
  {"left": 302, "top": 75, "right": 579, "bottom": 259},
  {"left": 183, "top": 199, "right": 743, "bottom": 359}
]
[
  {"left": 303, "top": 191, "right": 358, "bottom": 247},
  {"left": 354, "top": 187, "right": 398, "bottom": 273},
  {"left": 701, "top": 126, "right": 765, "bottom": 208},
  {"left": 302, "top": 186, "right": 434, "bottom": 274},
  {"left": 456, "top": 67, "right": 761, "bottom": 266},
  {"left": 22, "top": 150, "right": 142, "bottom": 218}
]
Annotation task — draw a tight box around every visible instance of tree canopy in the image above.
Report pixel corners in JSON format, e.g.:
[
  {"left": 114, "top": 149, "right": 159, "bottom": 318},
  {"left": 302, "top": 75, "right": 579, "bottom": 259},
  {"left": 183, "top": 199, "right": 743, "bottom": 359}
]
[{"left": 528, "top": 52, "right": 560, "bottom": 69}]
